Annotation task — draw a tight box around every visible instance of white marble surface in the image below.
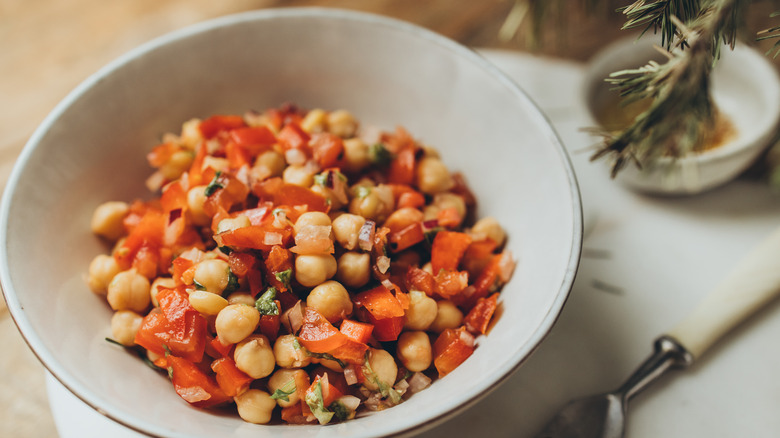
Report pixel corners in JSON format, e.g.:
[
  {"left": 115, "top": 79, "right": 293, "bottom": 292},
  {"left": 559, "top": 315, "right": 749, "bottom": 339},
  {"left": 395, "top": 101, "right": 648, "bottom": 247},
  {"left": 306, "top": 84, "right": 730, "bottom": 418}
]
[{"left": 49, "top": 50, "right": 780, "bottom": 438}]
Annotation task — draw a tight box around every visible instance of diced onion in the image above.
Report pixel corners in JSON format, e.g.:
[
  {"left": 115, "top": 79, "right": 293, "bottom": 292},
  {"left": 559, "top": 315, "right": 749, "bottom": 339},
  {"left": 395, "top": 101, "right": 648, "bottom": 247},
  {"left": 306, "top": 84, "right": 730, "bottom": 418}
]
[
  {"left": 407, "top": 372, "right": 432, "bottom": 394},
  {"left": 285, "top": 148, "right": 307, "bottom": 166},
  {"left": 498, "top": 251, "right": 516, "bottom": 283},
  {"left": 337, "top": 395, "right": 361, "bottom": 412},
  {"left": 282, "top": 300, "right": 305, "bottom": 334},
  {"left": 459, "top": 329, "right": 476, "bottom": 347},
  {"left": 376, "top": 256, "right": 391, "bottom": 275},
  {"left": 263, "top": 232, "right": 283, "bottom": 246},
  {"left": 344, "top": 366, "right": 358, "bottom": 386},
  {"left": 393, "top": 379, "right": 409, "bottom": 397},
  {"left": 290, "top": 225, "right": 334, "bottom": 255},
  {"left": 358, "top": 220, "right": 376, "bottom": 251},
  {"left": 178, "top": 386, "right": 211, "bottom": 403},
  {"left": 145, "top": 170, "right": 166, "bottom": 192}
]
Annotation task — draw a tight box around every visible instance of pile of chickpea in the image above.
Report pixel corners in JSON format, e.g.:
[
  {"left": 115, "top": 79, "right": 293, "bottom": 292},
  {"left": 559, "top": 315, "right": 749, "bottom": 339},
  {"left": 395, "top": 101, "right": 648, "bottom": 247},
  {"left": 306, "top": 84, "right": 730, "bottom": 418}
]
[{"left": 86, "top": 106, "right": 509, "bottom": 425}]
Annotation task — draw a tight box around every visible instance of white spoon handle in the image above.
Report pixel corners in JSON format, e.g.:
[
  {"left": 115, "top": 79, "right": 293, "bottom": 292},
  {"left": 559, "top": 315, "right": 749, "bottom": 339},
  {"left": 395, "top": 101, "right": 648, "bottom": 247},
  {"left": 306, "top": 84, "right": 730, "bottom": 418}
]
[{"left": 666, "top": 226, "right": 780, "bottom": 360}]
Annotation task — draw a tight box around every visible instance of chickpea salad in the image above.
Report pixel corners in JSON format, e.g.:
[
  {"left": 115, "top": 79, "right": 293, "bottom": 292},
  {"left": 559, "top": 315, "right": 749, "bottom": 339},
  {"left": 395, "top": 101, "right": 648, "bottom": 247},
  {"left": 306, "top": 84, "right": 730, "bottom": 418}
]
[{"left": 88, "top": 104, "right": 515, "bottom": 425}]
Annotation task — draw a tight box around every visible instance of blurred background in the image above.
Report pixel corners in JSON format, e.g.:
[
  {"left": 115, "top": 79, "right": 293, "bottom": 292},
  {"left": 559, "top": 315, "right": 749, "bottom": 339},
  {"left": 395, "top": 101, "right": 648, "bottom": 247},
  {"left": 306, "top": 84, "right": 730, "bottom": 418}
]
[{"left": 2, "top": 1, "right": 780, "bottom": 436}]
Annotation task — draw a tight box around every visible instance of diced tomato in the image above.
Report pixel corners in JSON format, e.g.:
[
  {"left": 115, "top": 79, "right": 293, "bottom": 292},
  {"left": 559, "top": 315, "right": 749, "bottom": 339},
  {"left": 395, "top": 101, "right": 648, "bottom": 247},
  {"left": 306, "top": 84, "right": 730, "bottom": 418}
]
[
  {"left": 225, "top": 141, "right": 252, "bottom": 168},
  {"left": 457, "top": 253, "right": 504, "bottom": 310},
  {"left": 310, "top": 367, "right": 348, "bottom": 400},
  {"left": 434, "top": 269, "right": 469, "bottom": 299},
  {"left": 461, "top": 238, "right": 498, "bottom": 278},
  {"left": 405, "top": 267, "right": 435, "bottom": 296},
  {"left": 258, "top": 305, "right": 281, "bottom": 342},
  {"left": 209, "top": 336, "right": 233, "bottom": 358},
  {"left": 353, "top": 285, "right": 405, "bottom": 319},
  {"left": 228, "top": 252, "right": 256, "bottom": 277},
  {"left": 328, "top": 338, "right": 369, "bottom": 365},
  {"left": 115, "top": 207, "right": 166, "bottom": 271},
  {"left": 160, "top": 180, "right": 187, "bottom": 213},
  {"left": 388, "top": 222, "right": 424, "bottom": 253},
  {"left": 132, "top": 243, "right": 160, "bottom": 279},
  {"left": 228, "top": 126, "right": 276, "bottom": 154},
  {"left": 211, "top": 357, "right": 253, "bottom": 397},
  {"left": 253, "top": 179, "right": 329, "bottom": 213},
  {"left": 339, "top": 319, "right": 374, "bottom": 344},
  {"left": 437, "top": 207, "right": 463, "bottom": 228},
  {"left": 187, "top": 143, "right": 209, "bottom": 186},
  {"left": 171, "top": 257, "right": 195, "bottom": 285},
  {"left": 199, "top": 115, "right": 246, "bottom": 139},
  {"left": 311, "top": 133, "right": 344, "bottom": 169},
  {"left": 367, "top": 313, "right": 404, "bottom": 342},
  {"left": 297, "top": 308, "right": 348, "bottom": 353},
  {"left": 264, "top": 245, "right": 293, "bottom": 292},
  {"left": 464, "top": 293, "right": 499, "bottom": 335},
  {"left": 387, "top": 146, "right": 416, "bottom": 185},
  {"left": 215, "top": 225, "right": 293, "bottom": 251},
  {"left": 167, "top": 355, "right": 231, "bottom": 408},
  {"left": 277, "top": 122, "right": 311, "bottom": 153},
  {"left": 431, "top": 231, "right": 472, "bottom": 274},
  {"left": 432, "top": 327, "right": 475, "bottom": 377},
  {"left": 397, "top": 190, "right": 425, "bottom": 209},
  {"left": 202, "top": 171, "right": 250, "bottom": 217},
  {"left": 281, "top": 403, "right": 314, "bottom": 424}
]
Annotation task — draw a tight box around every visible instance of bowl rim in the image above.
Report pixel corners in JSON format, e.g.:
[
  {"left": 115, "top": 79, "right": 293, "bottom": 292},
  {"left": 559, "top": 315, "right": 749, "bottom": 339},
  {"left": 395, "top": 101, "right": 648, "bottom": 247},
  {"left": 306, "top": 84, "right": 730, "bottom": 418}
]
[
  {"left": 581, "top": 34, "right": 780, "bottom": 165},
  {"left": 0, "top": 7, "right": 583, "bottom": 437}
]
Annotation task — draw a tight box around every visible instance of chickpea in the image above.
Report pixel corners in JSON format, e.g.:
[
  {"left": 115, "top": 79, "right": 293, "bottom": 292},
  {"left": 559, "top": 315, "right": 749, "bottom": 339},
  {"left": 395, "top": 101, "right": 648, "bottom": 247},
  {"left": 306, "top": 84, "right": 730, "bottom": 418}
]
[
  {"left": 90, "top": 201, "right": 129, "bottom": 241},
  {"left": 294, "top": 254, "right": 337, "bottom": 288},
  {"left": 294, "top": 212, "right": 332, "bottom": 236},
  {"left": 226, "top": 292, "right": 256, "bottom": 307},
  {"left": 180, "top": 118, "right": 203, "bottom": 149},
  {"left": 336, "top": 252, "right": 371, "bottom": 288},
  {"left": 342, "top": 138, "right": 371, "bottom": 172},
  {"left": 201, "top": 156, "right": 230, "bottom": 174},
  {"left": 349, "top": 184, "right": 393, "bottom": 222},
  {"left": 428, "top": 300, "right": 464, "bottom": 333},
  {"left": 326, "top": 110, "right": 358, "bottom": 138},
  {"left": 215, "top": 304, "right": 260, "bottom": 344},
  {"left": 252, "top": 150, "right": 286, "bottom": 179},
  {"left": 160, "top": 150, "right": 194, "bottom": 180},
  {"left": 274, "top": 334, "right": 311, "bottom": 368},
  {"left": 107, "top": 269, "right": 151, "bottom": 312},
  {"left": 149, "top": 277, "right": 176, "bottom": 307},
  {"left": 331, "top": 214, "right": 366, "bottom": 250},
  {"left": 300, "top": 108, "right": 327, "bottom": 133},
  {"left": 363, "top": 348, "right": 397, "bottom": 391},
  {"left": 396, "top": 331, "right": 433, "bottom": 372},
  {"left": 87, "top": 254, "right": 121, "bottom": 295},
  {"left": 306, "top": 281, "right": 353, "bottom": 324},
  {"left": 186, "top": 186, "right": 211, "bottom": 226},
  {"left": 383, "top": 207, "right": 424, "bottom": 233},
  {"left": 282, "top": 165, "right": 315, "bottom": 187},
  {"left": 234, "top": 389, "right": 276, "bottom": 424},
  {"left": 268, "top": 368, "right": 308, "bottom": 408},
  {"left": 311, "top": 184, "right": 345, "bottom": 211},
  {"left": 416, "top": 157, "right": 454, "bottom": 195},
  {"left": 234, "top": 335, "right": 275, "bottom": 379},
  {"left": 422, "top": 204, "right": 440, "bottom": 222},
  {"left": 404, "top": 291, "right": 438, "bottom": 331},
  {"left": 433, "top": 193, "right": 467, "bottom": 219},
  {"left": 192, "top": 259, "right": 231, "bottom": 295},
  {"left": 189, "top": 290, "right": 229, "bottom": 315},
  {"left": 110, "top": 310, "right": 143, "bottom": 346},
  {"left": 471, "top": 217, "right": 506, "bottom": 246},
  {"left": 216, "top": 215, "right": 251, "bottom": 234}
]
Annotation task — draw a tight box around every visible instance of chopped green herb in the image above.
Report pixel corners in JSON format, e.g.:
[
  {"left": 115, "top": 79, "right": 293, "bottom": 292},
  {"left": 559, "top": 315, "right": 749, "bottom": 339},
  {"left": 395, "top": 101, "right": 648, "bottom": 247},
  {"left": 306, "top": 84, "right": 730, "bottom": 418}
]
[
  {"left": 270, "top": 379, "right": 296, "bottom": 402},
  {"left": 362, "top": 355, "right": 401, "bottom": 405},
  {"left": 204, "top": 171, "right": 224, "bottom": 196},
  {"left": 223, "top": 269, "right": 240, "bottom": 296},
  {"left": 193, "top": 280, "right": 207, "bottom": 291},
  {"left": 218, "top": 246, "right": 232, "bottom": 255},
  {"left": 275, "top": 268, "right": 292, "bottom": 290},
  {"left": 313, "top": 173, "right": 328, "bottom": 187},
  {"left": 424, "top": 226, "right": 444, "bottom": 246},
  {"left": 255, "top": 287, "right": 279, "bottom": 316},
  {"left": 293, "top": 338, "right": 303, "bottom": 350},
  {"left": 356, "top": 186, "right": 372, "bottom": 199},
  {"left": 328, "top": 400, "right": 351, "bottom": 421},
  {"left": 305, "top": 380, "right": 335, "bottom": 425},
  {"left": 369, "top": 143, "right": 393, "bottom": 167},
  {"left": 307, "top": 352, "right": 347, "bottom": 369},
  {"left": 105, "top": 338, "right": 164, "bottom": 373}
]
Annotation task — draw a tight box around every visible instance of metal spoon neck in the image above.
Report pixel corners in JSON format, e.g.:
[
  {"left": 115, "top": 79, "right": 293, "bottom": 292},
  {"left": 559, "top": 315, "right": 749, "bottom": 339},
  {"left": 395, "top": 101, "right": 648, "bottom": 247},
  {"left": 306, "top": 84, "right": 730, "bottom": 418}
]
[{"left": 617, "top": 335, "right": 693, "bottom": 402}]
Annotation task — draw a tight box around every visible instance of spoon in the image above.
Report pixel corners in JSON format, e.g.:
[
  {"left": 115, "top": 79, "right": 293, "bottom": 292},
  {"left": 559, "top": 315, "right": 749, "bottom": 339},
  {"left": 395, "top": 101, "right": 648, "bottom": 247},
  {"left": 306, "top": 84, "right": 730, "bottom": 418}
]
[{"left": 535, "top": 225, "right": 780, "bottom": 438}]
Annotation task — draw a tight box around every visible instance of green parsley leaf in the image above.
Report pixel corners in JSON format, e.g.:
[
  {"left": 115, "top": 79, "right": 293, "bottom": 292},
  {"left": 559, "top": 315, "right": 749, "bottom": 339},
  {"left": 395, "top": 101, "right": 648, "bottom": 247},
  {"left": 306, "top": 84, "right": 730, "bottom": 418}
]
[
  {"left": 204, "top": 170, "right": 224, "bottom": 196},
  {"left": 223, "top": 269, "right": 240, "bottom": 296},
  {"left": 104, "top": 338, "right": 164, "bottom": 373},
  {"left": 306, "top": 352, "right": 347, "bottom": 369},
  {"left": 192, "top": 280, "right": 207, "bottom": 291},
  {"left": 275, "top": 268, "right": 292, "bottom": 290},
  {"left": 424, "top": 226, "right": 444, "bottom": 246},
  {"left": 369, "top": 143, "right": 393, "bottom": 167},
  {"left": 356, "top": 186, "right": 372, "bottom": 199},
  {"left": 218, "top": 246, "right": 233, "bottom": 255},
  {"left": 313, "top": 173, "right": 328, "bottom": 187},
  {"left": 362, "top": 354, "right": 401, "bottom": 405},
  {"left": 293, "top": 338, "right": 303, "bottom": 350},
  {"left": 270, "top": 379, "right": 296, "bottom": 402},
  {"left": 255, "top": 287, "right": 279, "bottom": 316},
  {"left": 305, "top": 380, "right": 334, "bottom": 425},
  {"left": 328, "top": 400, "right": 351, "bottom": 421}
]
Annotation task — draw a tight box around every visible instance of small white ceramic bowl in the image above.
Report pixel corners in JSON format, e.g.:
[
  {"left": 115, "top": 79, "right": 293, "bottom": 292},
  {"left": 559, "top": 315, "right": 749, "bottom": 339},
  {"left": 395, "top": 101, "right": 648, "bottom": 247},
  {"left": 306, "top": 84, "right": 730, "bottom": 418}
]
[
  {"left": 0, "top": 8, "right": 581, "bottom": 438},
  {"left": 583, "top": 36, "right": 780, "bottom": 195}
]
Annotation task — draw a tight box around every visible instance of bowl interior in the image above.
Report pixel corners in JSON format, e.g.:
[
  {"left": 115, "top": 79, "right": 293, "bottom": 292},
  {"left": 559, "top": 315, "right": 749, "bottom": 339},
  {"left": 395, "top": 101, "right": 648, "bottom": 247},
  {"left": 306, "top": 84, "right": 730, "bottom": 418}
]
[{"left": 1, "top": 9, "right": 581, "bottom": 438}]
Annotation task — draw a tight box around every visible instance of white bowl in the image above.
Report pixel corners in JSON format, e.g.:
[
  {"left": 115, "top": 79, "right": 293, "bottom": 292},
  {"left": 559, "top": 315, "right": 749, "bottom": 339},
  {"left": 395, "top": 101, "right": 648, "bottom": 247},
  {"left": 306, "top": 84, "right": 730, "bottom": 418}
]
[
  {"left": 583, "top": 36, "right": 780, "bottom": 195},
  {"left": 0, "top": 8, "right": 582, "bottom": 438}
]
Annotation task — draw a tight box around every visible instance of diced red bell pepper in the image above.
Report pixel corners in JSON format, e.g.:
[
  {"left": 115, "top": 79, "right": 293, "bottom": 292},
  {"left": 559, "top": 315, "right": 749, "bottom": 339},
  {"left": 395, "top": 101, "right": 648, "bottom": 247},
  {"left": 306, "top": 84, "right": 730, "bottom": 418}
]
[
  {"left": 215, "top": 225, "right": 293, "bottom": 251},
  {"left": 229, "top": 126, "right": 276, "bottom": 154},
  {"left": 436, "top": 207, "right": 463, "bottom": 228},
  {"left": 225, "top": 141, "right": 252, "bottom": 169},
  {"left": 464, "top": 293, "right": 499, "bottom": 335},
  {"left": 167, "top": 355, "right": 231, "bottom": 408},
  {"left": 277, "top": 122, "right": 311, "bottom": 153},
  {"left": 202, "top": 171, "right": 250, "bottom": 217},
  {"left": 298, "top": 308, "right": 348, "bottom": 353},
  {"left": 115, "top": 207, "right": 165, "bottom": 271},
  {"left": 258, "top": 304, "right": 281, "bottom": 342},
  {"left": 198, "top": 115, "right": 246, "bottom": 139},
  {"left": 281, "top": 402, "right": 314, "bottom": 424},
  {"left": 328, "top": 338, "right": 369, "bottom": 365},
  {"left": 264, "top": 245, "right": 293, "bottom": 292},
  {"left": 187, "top": 143, "right": 209, "bottom": 186},
  {"left": 147, "top": 142, "right": 182, "bottom": 168},
  {"left": 434, "top": 269, "right": 469, "bottom": 299},
  {"left": 171, "top": 257, "right": 195, "bottom": 285},
  {"left": 311, "top": 133, "right": 344, "bottom": 169},
  {"left": 228, "top": 252, "right": 256, "bottom": 277},
  {"left": 397, "top": 189, "right": 425, "bottom": 209},
  {"left": 132, "top": 243, "right": 161, "bottom": 279},
  {"left": 339, "top": 319, "right": 374, "bottom": 344},
  {"left": 387, "top": 146, "right": 417, "bottom": 185},
  {"left": 461, "top": 238, "right": 498, "bottom": 278},
  {"left": 405, "top": 267, "right": 435, "bottom": 296},
  {"left": 432, "top": 327, "right": 475, "bottom": 377},
  {"left": 431, "top": 231, "right": 472, "bottom": 274},
  {"left": 367, "top": 313, "right": 404, "bottom": 342},
  {"left": 253, "top": 179, "right": 330, "bottom": 213},
  {"left": 353, "top": 285, "right": 406, "bottom": 319},
  {"left": 208, "top": 336, "right": 233, "bottom": 358},
  {"left": 310, "top": 367, "right": 348, "bottom": 400},
  {"left": 211, "top": 357, "right": 253, "bottom": 397},
  {"left": 459, "top": 253, "right": 504, "bottom": 310},
  {"left": 388, "top": 222, "right": 425, "bottom": 253}
]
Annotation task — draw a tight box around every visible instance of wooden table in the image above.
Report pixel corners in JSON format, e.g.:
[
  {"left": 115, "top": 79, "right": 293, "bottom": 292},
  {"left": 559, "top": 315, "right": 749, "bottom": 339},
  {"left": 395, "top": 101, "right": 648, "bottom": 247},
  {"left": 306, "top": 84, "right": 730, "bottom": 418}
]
[{"left": 2, "top": 1, "right": 779, "bottom": 436}]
